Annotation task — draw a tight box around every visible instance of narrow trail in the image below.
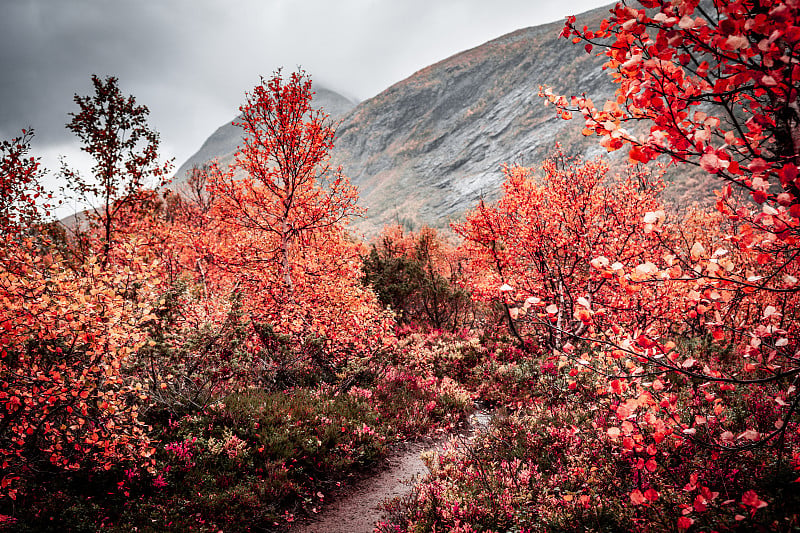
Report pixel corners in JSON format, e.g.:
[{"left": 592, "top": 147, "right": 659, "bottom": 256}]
[{"left": 291, "top": 410, "right": 492, "bottom": 533}]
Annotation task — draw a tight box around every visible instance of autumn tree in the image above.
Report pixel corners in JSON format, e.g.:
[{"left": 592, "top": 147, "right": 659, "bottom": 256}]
[
  {"left": 528, "top": 0, "right": 800, "bottom": 519},
  {"left": 0, "top": 129, "right": 52, "bottom": 237},
  {"left": 203, "top": 70, "right": 391, "bottom": 374},
  {"left": 455, "top": 151, "right": 665, "bottom": 351},
  {"left": 209, "top": 69, "right": 360, "bottom": 298},
  {"left": 62, "top": 75, "right": 171, "bottom": 263}
]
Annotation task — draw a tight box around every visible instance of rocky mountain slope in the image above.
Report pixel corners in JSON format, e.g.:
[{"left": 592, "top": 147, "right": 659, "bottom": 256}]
[
  {"left": 332, "top": 6, "right": 616, "bottom": 234},
  {"left": 175, "top": 3, "right": 711, "bottom": 236}
]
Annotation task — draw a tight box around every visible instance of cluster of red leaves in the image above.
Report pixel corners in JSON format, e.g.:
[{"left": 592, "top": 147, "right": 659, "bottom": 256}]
[
  {"left": 454, "top": 150, "right": 666, "bottom": 350},
  {"left": 546, "top": 0, "right": 800, "bottom": 204},
  {"left": 0, "top": 130, "right": 53, "bottom": 236},
  {"left": 0, "top": 237, "right": 156, "bottom": 500}
]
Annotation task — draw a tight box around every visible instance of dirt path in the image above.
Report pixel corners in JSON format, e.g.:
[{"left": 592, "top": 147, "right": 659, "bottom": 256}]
[{"left": 291, "top": 410, "right": 491, "bottom": 533}]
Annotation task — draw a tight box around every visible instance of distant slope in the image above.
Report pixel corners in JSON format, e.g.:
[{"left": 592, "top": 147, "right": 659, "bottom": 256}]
[
  {"left": 332, "top": 5, "right": 616, "bottom": 233},
  {"left": 174, "top": 3, "right": 713, "bottom": 236},
  {"left": 172, "top": 86, "right": 359, "bottom": 181}
]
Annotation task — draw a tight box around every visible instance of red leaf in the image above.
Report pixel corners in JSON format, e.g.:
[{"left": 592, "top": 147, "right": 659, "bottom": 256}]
[
  {"left": 752, "top": 190, "right": 768, "bottom": 204},
  {"left": 699, "top": 152, "right": 722, "bottom": 173},
  {"left": 630, "top": 489, "right": 646, "bottom": 505},
  {"left": 629, "top": 145, "right": 650, "bottom": 164},
  {"left": 741, "top": 490, "right": 768, "bottom": 509},
  {"left": 749, "top": 158, "right": 769, "bottom": 173},
  {"left": 645, "top": 488, "right": 659, "bottom": 502}
]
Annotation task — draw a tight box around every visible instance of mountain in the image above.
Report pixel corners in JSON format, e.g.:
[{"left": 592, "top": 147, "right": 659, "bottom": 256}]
[
  {"left": 333, "top": 6, "right": 616, "bottom": 234},
  {"left": 172, "top": 86, "right": 359, "bottom": 180},
  {"left": 175, "top": 3, "right": 712, "bottom": 236}
]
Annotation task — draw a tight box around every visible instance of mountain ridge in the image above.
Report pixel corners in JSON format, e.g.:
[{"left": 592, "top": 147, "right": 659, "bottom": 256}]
[
  {"left": 174, "top": 3, "right": 712, "bottom": 236},
  {"left": 330, "top": 4, "right": 616, "bottom": 233}
]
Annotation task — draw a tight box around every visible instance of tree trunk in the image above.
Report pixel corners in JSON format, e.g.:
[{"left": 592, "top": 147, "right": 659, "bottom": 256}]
[{"left": 281, "top": 218, "right": 294, "bottom": 300}]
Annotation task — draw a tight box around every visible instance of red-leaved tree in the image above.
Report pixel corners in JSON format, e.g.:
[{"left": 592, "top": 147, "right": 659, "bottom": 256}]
[
  {"left": 533, "top": 0, "right": 800, "bottom": 520},
  {"left": 202, "top": 70, "right": 392, "bottom": 374},
  {"left": 0, "top": 130, "right": 52, "bottom": 236},
  {"left": 209, "top": 69, "right": 360, "bottom": 296},
  {"left": 455, "top": 151, "right": 666, "bottom": 350},
  {"left": 62, "top": 75, "right": 172, "bottom": 264}
]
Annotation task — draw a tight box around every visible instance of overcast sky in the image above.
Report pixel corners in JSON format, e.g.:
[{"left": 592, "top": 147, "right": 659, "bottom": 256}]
[{"left": 1, "top": 0, "right": 611, "bottom": 201}]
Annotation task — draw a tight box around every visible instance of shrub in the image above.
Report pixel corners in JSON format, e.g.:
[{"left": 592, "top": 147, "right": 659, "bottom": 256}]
[
  {"left": 363, "top": 226, "right": 474, "bottom": 332},
  {"left": 378, "top": 366, "right": 800, "bottom": 533}
]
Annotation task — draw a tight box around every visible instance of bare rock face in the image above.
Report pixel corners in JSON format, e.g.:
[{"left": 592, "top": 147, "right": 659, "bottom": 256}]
[{"left": 332, "top": 6, "right": 616, "bottom": 234}]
